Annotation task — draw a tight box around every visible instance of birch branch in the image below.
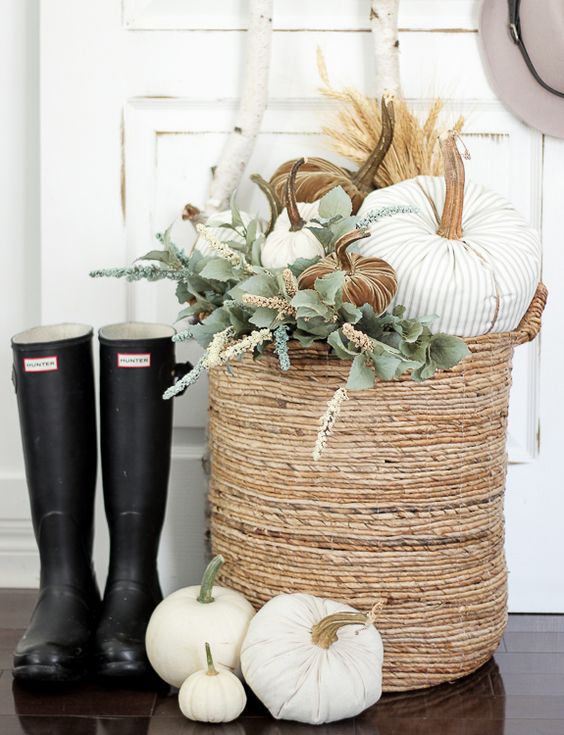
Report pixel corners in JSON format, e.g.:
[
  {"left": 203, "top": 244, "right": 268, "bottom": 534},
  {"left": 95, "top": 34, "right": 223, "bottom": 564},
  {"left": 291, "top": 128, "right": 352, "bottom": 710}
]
[
  {"left": 205, "top": 0, "right": 273, "bottom": 215},
  {"left": 370, "top": 0, "right": 401, "bottom": 99}
]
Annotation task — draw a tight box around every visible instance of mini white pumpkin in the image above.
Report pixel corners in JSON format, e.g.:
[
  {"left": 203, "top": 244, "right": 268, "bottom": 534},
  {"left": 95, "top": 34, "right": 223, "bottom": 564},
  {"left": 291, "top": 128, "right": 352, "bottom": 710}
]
[
  {"left": 356, "top": 131, "right": 541, "bottom": 336},
  {"left": 241, "top": 593, "right": 384, "bottom": 724},
  {"left": 179, "top": 642, "right": 247, "bottom": 723},
  {"left": 146, "top": 556, "right": 255, "bottom": 687},
  {"left": 261, "top": 158, "right": 324, "bottom": 269}
]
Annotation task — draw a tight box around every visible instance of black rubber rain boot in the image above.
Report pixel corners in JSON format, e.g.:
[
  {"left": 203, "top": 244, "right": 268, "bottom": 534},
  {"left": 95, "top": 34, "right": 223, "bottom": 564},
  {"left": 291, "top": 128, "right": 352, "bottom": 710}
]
[
  {"left": 95, "top": 322, "right": 190, "bottom": 680},
  {"left": 11, "top": 324, "right": 100, "bottom": 683}
]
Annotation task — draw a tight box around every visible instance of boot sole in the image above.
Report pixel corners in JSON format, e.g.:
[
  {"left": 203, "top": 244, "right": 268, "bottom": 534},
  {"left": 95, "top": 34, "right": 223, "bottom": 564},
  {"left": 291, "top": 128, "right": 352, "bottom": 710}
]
[{"left": 13, "top": 663, "right": 87, "bottom": 684}]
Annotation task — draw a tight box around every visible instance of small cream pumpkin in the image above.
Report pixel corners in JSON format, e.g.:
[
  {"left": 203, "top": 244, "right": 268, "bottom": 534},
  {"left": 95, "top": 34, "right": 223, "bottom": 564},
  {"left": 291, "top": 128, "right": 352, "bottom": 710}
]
[
  {"left": 261, "top": 158, "right": 324, "bottom": 269},
  {"left": 356, "top": 131, "right": 541, "bottom": 336},
  {"left": 146, "top": 556, "right": 255, "bottom": 687},
  {"left": 179, "top": 642, "right": 247, "bottom": 723},
  {"left": 241, "top": 593, "right": 384, "bottom": 724}
]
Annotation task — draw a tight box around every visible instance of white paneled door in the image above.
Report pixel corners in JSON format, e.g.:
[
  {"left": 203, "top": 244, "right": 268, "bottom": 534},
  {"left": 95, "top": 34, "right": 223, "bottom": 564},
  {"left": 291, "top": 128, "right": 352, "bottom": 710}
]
[{"left": 4, "top": 0, "right": 559, "bottom": 608}]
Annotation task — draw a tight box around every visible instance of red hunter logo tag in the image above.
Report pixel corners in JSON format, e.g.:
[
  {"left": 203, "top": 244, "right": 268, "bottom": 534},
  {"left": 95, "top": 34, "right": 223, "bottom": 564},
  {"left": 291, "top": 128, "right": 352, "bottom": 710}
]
[
  {"left": 24, "top": 356, "right": 58, "bottom": 373},
  {"left": 117, "top": 353, "right": 151, "bottom": 368}
]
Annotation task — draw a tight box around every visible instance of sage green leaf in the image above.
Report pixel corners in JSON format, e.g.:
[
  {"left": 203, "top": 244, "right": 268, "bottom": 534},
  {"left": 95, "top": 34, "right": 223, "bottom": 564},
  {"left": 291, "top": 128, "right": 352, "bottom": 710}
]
[
  {"left": 394, "top": 359, "right": 421, "bottom": 377},
  {"left": 393, "top": 304, "right": 406, "bottom": 318},
  {"left": 199, "top": 258, "right": 236, "bottom": 282},
  {"left": 293, "top": 330, "right": 320, "bottom": 347},
  {"left": 245, "top": 218, "right": 258, "bottom": 247},
  {"left": 229, "top": 273, "right": 278, "bottom": 299},
  {"left": 429, "top": 334, "right": 470, "bottom": 369},
  {"left": 339, "top": 302, "right": 362, "bottom": 323},
  {"left": 328, "top": 330, "right": 359, "bottom": 360},
  {"left": 400, "top": 339, "right": 429, "bottom": 363},
  {"left": 296, "top": 316, "right": 336, "bottom": 338},
  {"left": 318, "top": 186, "right": 353, "bottom": 219},
  {"left": 189, "top": 309, "right": 231, "bottom": 347},
  {"left": 251, "top": 234, "right": 264, "bottom": 266},
  {"left": 230, "top": 191, "right": 244, "bottom": 230},
  {"left": 137, "top": 250, "right": 174, "bottom": 265},
  {"left": 228, "top": 305, "right": 253, "bottom": 334},
  {"left": 308, "top": 225, "right": 334, "bottom": 248},
  {"left": 291, "top": 290, "right": 333, "bottom": 319},
  {"left": 314, "top": 270, "right": 346, "bottom": 306},
  {"left": 372, "top": 338, "right": 400, "bottom": 355},
  {"left": 329, "top": 216, "right": 360, "bottom": 244},
  {"left": 175, "top": 281, "right": 191, "bottom": 304},
  {"left": 288, "top": 256, "right": 322, "bottom": 278},
  {"left": 369, "top": 353, "right": 402, "bottom": 380},
  {"left": 411, "top": 361, "right": 437, "bottom": 382},
  {"left": 401, "top": 319, "right": 424, "bottom": 343},
  {"left": 356, "top": 304, "right": 385, "bottom": 339},
  {"left": 249, "top": 307, "right": 278, "bottom": 329},
  {"left": 226, "top": 238, "right": 247, "bottom": 253},
  {"left": 347, "top": 354, "right": 376, "bottom": 390}
]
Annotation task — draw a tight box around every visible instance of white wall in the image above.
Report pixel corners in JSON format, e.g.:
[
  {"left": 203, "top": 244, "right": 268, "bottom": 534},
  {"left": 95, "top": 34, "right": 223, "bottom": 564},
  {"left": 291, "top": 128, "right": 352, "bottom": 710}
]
[
  {"left": 0, "top": 0, "right": 40, "bottom": 580},
  {"left": 1, "top": 1, "right": 562, "bottom": 612}
]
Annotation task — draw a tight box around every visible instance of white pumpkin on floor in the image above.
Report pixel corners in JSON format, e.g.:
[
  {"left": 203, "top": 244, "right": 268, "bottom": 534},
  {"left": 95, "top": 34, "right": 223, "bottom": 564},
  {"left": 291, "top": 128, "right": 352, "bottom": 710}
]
[
  {"left": 145, "top": 556, "right": 255, "bottom": 687},
  {"left": 355, "top": 131, "right": 541, "bottom": 336},
  {"left": 179, "top": 642, "right": 247, "bottom": 723},
  {"left": 241, "top": 593, "right": 384, "bottom": 724}
]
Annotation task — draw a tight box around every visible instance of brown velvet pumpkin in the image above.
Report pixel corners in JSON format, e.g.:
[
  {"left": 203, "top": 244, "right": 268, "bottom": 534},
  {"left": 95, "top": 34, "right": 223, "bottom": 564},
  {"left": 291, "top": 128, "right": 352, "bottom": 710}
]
[
  {"left": 270, "top": 94, "right": 395, "bottom": 214},
  {"left": 298, "top": 229, "right": 398, "bottom": 314}
]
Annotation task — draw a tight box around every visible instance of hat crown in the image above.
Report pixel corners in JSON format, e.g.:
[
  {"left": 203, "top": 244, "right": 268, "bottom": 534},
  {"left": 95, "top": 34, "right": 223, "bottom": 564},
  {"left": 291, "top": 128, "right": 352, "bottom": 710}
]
[{"left": 518, "top": 0, "right": 564, "bottom": 90}]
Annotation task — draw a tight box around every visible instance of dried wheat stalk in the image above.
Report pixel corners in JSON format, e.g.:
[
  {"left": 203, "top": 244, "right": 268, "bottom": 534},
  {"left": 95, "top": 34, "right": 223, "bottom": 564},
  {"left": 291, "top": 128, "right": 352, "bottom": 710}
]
[{"left": 317, "top": 50, "right": 464, "bottom": 187}]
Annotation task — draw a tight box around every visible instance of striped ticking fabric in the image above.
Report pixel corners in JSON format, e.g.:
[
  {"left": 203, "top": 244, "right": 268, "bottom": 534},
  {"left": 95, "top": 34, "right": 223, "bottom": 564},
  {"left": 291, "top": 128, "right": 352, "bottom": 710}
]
[{"left": 356, "top": 176, "right": 541, "bottom": 337}]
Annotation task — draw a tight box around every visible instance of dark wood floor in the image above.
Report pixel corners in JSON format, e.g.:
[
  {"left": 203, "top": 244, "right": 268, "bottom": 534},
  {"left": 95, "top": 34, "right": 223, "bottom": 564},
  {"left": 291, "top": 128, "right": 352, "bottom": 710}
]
[{"left": 1, "top": 591, "right": 563, "bottom": 734}]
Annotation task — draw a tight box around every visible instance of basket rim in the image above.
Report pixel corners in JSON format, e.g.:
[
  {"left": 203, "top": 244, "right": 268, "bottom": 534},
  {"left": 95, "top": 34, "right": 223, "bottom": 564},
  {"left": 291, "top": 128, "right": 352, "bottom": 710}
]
[{"left": 261, "top": 282, "right": 547, "bottom": 359}]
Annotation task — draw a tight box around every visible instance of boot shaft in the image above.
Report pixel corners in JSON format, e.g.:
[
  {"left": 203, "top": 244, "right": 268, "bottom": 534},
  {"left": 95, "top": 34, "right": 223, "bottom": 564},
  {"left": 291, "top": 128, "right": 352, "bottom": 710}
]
[
  {"left": 98, "top": 322, "right": 179, "bottom": 589},
  {"left": 12, "top": 324, "right": 98, "bottom": 590}
]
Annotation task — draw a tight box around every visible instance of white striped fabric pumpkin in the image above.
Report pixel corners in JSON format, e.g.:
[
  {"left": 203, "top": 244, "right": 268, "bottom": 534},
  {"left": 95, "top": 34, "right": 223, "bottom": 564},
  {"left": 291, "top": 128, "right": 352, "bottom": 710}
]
[{"left": 355, "top": 133, "right": 541, "bottom": 336}]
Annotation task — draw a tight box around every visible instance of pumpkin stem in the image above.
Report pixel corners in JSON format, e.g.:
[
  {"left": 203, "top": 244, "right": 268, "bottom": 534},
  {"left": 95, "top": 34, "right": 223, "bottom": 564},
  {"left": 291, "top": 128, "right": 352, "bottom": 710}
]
[
  {"left": 437, "top": 131, "right": 469, "bottom": 240},
  {"left": 311, "top": 611, "right": 371, "bottom": 649},
  {"left": 286, "top": 158, "right": 307, "bottom": 232},
  {"left": 197, "top": 555, "right": 224, "bottom": 604},
  {"left": 352, "top": 93, "right": 395, "bottom": 193},
  {"left": 334, "top": 229, "right": 371, "bottom": 269},
  {"left": 251, "top": 173, "right": 282, "bottom": 236},
  {"left": 204, "top": 642, "right": 218, "bottom": 676}
]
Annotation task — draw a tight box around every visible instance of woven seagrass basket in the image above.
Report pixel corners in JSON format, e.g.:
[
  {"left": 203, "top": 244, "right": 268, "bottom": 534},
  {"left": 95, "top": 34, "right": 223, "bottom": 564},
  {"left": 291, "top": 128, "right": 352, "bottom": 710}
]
[{"left": 208, "top": 284, "right": 547, "bottom": 692}]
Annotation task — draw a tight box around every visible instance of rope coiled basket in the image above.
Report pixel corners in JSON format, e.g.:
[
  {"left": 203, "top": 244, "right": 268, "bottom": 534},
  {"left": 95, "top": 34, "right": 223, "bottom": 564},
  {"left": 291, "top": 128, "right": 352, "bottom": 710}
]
[{"left": 208, "top": 284, "right": 547, "bottom": 692}]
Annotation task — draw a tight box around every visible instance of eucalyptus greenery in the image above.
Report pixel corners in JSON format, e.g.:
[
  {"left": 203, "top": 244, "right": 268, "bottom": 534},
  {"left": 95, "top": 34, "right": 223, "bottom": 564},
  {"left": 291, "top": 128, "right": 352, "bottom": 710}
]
[{"left": 91, "top": 184, "right": 469, "bottom": 457}]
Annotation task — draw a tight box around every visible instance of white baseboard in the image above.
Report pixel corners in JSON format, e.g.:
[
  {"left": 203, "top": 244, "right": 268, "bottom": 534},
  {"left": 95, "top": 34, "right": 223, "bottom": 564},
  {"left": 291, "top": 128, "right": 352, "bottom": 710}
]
[{"left": 0, "top": 518, "right": 39, "bottom": 588}]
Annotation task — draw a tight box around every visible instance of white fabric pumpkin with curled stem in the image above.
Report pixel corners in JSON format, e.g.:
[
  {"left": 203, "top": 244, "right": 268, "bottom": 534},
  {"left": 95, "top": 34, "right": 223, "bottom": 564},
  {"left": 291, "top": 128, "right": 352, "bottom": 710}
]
[
  {"left": 241, "top": 593, "right": 384, "bottom": 724},
  {"left": 356, "top": 131, "right": 541, "bottom": 336},
  {"left": 261, "top": 158, "right": 324, "bottom": 269}
]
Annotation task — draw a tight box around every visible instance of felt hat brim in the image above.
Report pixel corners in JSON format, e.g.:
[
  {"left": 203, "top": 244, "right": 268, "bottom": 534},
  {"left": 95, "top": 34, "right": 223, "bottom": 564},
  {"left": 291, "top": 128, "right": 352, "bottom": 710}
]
[{"left": 479, "top": 0, "right": 564, "bottom": 139}]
